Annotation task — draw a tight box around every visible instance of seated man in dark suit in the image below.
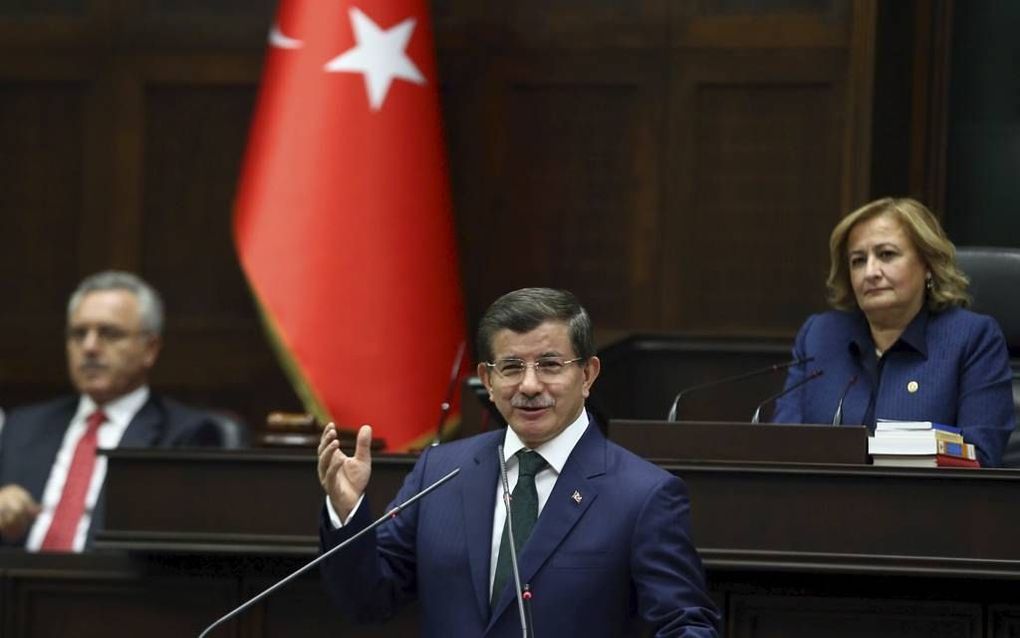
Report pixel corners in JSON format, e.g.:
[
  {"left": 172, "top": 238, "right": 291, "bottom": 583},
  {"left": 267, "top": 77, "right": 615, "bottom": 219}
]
[
  {"left": 318, "top": 288, "right": 720, "bottom": 637},
  {"left": 0, "top": 271, "right": 224, "bottom": 551}
]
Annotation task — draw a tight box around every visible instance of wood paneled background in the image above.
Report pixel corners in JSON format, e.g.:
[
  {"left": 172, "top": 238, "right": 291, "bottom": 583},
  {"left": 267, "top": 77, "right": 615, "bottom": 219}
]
[{"left": 0, "top": 0, "right": 962, "bottom": 428}]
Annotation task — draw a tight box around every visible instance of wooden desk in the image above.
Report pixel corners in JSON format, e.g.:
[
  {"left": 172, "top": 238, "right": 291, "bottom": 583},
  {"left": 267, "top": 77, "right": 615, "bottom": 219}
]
[
  {"left": 94, "top": 448, "right": 414, "bottom": 555},
  {"left": 96, "top": 448, "right": 1020, "bottom": 577},
  {"left": 2, "top": 449, "right": 1019, "bottom": 637}
]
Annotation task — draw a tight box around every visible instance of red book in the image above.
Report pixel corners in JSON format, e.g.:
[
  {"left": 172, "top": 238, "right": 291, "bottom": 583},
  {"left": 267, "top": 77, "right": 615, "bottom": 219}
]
[
  {"left": 872, "top": 453, "right": 982, "bottom": 468},
  {"left": 935, "top": 454, "right": 981, "bottom": 468}
]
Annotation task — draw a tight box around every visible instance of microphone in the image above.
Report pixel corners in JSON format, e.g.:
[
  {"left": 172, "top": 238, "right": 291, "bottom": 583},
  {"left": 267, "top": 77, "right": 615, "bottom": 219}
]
[
  {"left": 750, "top": 369, "right": 824, "bottom": 424},
  {"left": 831, "top": 374, "right": 858, "bottom": 426},
  {"left": 196, "top": 468, "right": 461, "bottom": 638},
  {"left": 665, "top": 357, "right": 813, "bottom": 422},
  {"left": 432, "top": 340, "right": 467, "bottom": 446},
  {"left": 497, "top": 445, "right": 533, "bottom": 638}
]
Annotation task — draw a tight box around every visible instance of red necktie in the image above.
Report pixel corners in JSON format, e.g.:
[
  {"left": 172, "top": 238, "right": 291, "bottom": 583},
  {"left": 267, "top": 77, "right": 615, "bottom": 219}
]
[{"left": 40, "top": 409, "right": 106, "bottom": 551}]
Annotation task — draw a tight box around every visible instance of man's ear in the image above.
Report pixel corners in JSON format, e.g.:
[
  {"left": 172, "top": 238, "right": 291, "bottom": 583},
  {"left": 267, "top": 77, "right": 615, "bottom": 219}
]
[
  {"left": 477, "top": 362, "right": 494, "bottom": 397},
  {"left": 581, "top": 356, "right": 600, "bottom": 398},
  {"left": 142, "top": 335, "right": 162, "bottom": 369}
]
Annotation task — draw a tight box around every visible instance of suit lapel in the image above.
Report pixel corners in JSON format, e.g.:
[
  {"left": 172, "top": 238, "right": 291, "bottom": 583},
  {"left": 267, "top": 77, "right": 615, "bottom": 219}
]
[
  {"left": 489, "top": 423, "right": 607, "bottom": 621},
  {"left": 461, "top": 431, "right": 502, "bottom": 620},
  {"left": 17, "top": 398, "right": 79, "bottom": 500},
  {"left": 118, "top": 396, "right": 163, "bottom": 447}
]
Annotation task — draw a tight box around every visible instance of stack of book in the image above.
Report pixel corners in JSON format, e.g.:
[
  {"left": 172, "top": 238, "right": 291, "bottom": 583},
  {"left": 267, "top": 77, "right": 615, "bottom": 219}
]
[{"left": 868, "top": 420, "right": 981, "bottom": 468}]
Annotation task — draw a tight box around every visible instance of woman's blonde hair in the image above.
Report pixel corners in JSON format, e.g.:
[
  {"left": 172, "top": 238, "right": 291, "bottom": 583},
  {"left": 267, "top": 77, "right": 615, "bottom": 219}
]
[{"left": 826, "top": 197, "right": 970, "bottom": 312}]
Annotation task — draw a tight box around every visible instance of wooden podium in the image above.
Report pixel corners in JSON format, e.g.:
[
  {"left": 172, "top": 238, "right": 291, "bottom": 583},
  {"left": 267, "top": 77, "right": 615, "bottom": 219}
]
[
  {"left": 0, "top": 443, "right": 1004, "bottom": 638},
  {"left": 607, "top": 419, "right": 870, "bottom": 465}
]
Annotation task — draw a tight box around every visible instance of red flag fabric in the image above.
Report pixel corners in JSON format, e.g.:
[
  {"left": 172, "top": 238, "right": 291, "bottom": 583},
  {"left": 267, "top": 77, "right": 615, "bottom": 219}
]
[{"left": 234, "top": 0, "right": 467, "bottom": 450}]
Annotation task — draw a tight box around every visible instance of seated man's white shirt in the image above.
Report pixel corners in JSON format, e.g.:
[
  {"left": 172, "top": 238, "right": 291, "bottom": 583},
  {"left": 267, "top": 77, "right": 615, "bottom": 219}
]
[{"left": 26, "top": 386, "right": 148, "bottom": 552}]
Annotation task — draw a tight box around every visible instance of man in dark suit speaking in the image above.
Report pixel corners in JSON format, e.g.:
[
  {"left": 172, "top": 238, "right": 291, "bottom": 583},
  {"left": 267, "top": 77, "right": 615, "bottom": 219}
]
[
  {"left": 0, "top": 271, "right": 223, "bottom": 551},
  {"left": 318, "top": 288, "right": 720, "bottom": 636}
]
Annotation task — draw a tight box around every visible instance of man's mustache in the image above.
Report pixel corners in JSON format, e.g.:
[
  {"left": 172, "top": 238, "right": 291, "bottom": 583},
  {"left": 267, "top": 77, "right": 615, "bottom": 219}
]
[{"left": 511, "top": 397, "right": 553, "bottom": 409}]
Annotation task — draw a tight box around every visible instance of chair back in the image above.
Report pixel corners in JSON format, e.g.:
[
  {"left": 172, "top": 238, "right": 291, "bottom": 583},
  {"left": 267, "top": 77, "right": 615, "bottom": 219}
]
[
  {"left": 209, "top": 411, "right": 250, "bottom": 449},
  {"left": 956, "top": 247, "right": 1020, "bottom": 467},
  {"left": 956, "top": 247, "right": 1020, "bottom": 356}
]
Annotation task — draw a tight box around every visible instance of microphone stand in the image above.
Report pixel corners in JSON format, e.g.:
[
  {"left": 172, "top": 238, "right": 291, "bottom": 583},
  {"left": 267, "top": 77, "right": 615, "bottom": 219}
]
[
  {"left": 523, "top": 584, "right": 536, "bottom": 633},
  {"left": 666, "top": 357, "right": 813, "bottom": 422},
  {"left": 832, "top": 374, "right": 858, "bottom": 426},
  {"left": 196, "top": 468, "right": 460, "bottom": 638},
  {"left": 751, "top": 370, "right": 824, "bottom": 424},
  {"left": 432, "top": 340, "right": 466, "bottom": 446},
  {"left": 497, "top": 445, "right": 533, "bottom": 638}
]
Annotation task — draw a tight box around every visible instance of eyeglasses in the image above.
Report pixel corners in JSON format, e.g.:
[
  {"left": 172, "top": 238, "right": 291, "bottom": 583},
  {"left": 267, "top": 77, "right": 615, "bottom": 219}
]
[
  {"left": 66, "top": 325, "right": 147, "bottom": 345},
  {"left": 483, "top": 357, "right": 585, "bottom": 383}
]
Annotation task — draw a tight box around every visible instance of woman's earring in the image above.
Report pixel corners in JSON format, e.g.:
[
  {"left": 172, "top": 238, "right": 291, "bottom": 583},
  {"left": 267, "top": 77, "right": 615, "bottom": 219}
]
[{"left": 925, "top": 275, "right": 934, "bottom": 291}]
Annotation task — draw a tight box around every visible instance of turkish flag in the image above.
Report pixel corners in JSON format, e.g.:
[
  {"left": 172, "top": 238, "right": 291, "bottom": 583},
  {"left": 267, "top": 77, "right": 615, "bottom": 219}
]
[{"left": 234, "top": 0, "right": 467, "bottom": 450}]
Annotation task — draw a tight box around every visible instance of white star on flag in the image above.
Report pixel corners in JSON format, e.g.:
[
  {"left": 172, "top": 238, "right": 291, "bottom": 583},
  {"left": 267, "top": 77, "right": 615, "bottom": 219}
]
[{"left": 324, "top": 7, "right": 426, "bottom": 111}]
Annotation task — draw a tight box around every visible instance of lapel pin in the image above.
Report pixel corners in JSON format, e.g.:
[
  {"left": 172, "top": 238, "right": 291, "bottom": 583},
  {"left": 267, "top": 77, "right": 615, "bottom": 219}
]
[
  {"left": 907, "top": 380, "right": 919, "bottom": 393},
  {"left": 571, "top": 490, "right": 582, "bottom": 504}
]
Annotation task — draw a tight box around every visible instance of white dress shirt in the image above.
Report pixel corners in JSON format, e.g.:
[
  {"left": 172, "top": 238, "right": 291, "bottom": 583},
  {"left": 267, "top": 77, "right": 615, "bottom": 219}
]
[
  {"left": 25, "top": 386, "right": 149, "bottom": 552},
  {"left": 325, "top": 409, "right": 592, "bottom": 599},
  {"left": 488, "top": 409, "right": 588, "bottom": 596}
]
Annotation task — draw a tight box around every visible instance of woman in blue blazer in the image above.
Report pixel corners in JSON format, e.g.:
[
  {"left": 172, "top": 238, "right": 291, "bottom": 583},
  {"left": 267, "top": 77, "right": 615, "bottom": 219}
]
[{"left": 773, "top": 197, "right": 1015, "bottom": 467}]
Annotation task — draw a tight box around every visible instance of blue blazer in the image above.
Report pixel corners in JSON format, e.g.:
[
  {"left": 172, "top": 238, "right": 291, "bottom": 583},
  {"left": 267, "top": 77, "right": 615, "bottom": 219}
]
[
  {"left": 773, "top": 307, "right": 1016, "bottom": 467},
  {"left": 0, "top": 394, "right": 223, "bottom": 547},
  {"left": 319, "top": 422, "right": 720, "bottom": 637}
]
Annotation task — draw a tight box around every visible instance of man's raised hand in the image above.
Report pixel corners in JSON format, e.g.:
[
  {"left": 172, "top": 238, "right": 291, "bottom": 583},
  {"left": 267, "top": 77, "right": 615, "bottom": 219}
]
[{"left": 317, "top": 423, "right": 373, "bottom": 521}]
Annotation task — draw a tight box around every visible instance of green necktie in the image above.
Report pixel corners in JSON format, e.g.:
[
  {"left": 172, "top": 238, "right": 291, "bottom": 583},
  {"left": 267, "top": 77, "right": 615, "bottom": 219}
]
[{"left": 491, "top": 450, "right": 548, "bottom": 609}]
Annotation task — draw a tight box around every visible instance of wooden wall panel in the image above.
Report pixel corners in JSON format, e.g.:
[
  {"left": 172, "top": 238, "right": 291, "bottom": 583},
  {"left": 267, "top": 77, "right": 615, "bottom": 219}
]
[
  {"left": 0, "top": 6, "right": 301, "bottom": 423},
  {"left": 131, "top": 60, "right": 301, "bottom": 419},
  {"left": 139, "top": 82, "right": 288, "bottom": 398},
  {"left": 664, "top": 52, "right": 844, "bottom": 334},
  {"left": 0, "top": 0, "right": 880, "bottom": 428},
  {"left": 448, "top": 0, "right": 872, "bottom": 339},
  {"left": 0, "top": 82, "right": 85, "bottom": 314},
  {"left": 138, "top": 0, "right": 273, "bottom": 15},
  {"left": 0, "top": 81, "right": 87, "bottom": 391},
  {"left": 0, "top": 0, "right": 88, "bottom": 17},
  {"left": 454, "top": 53, "right": 665, "bottom": 331},
  {"left": 654, "top": 1, "right": 872, "bottom": 336},
  {"left": 7, "top": 574, "right": 236, "bottom": 638},
  {"left": 503, "top": 1, "right": 668, "bottom": 49},
  {"left": 141, "top": 84, "right": 254, "bottom": 319},
  {"left": 674, "top": 1, "right": 851, "bottom": 48},
  {"left": 990, "top": 606, "right": 1020, "bottom": 638},
  {"left": 115, "top": 0, "right": 272, "bottom": 50},
  {"left": 729, "top": 594, "right": 981, "bottom": 638}
]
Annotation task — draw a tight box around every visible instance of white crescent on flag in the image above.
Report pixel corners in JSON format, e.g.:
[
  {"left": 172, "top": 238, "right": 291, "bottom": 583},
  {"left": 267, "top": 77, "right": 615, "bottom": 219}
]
[{"left": 269, "top": 23, "right": 303, "bottom": 49}]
